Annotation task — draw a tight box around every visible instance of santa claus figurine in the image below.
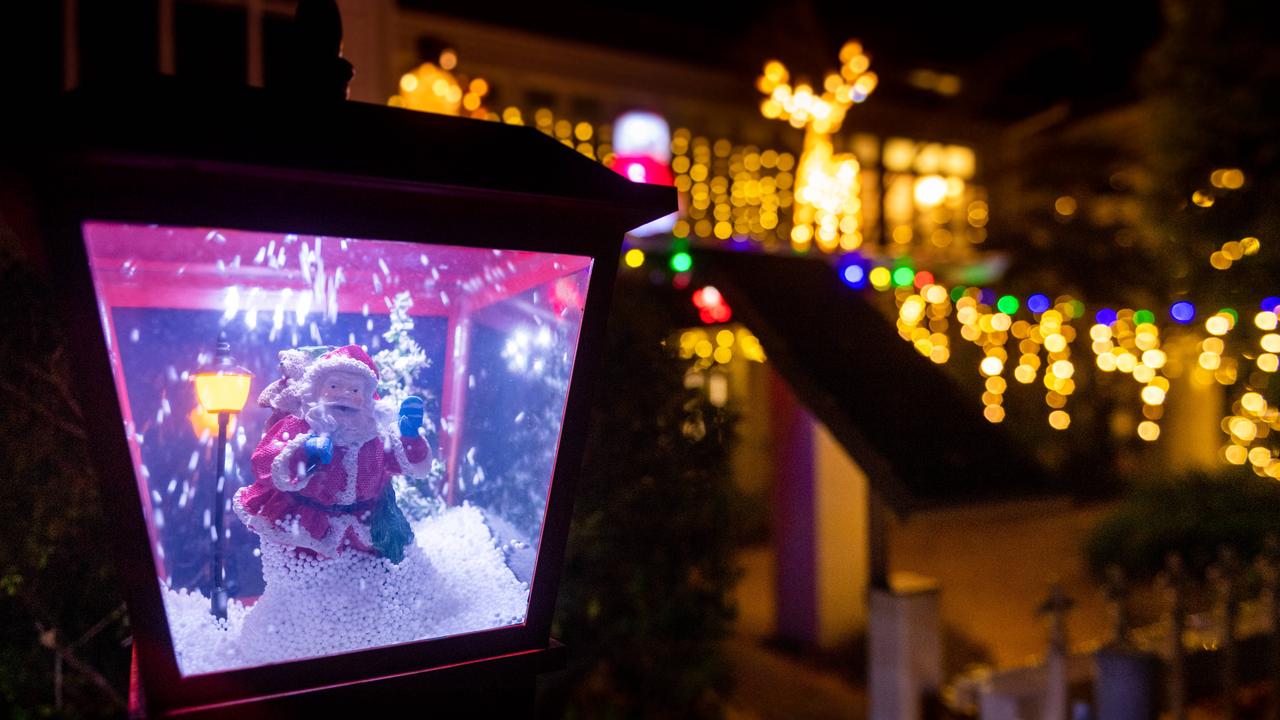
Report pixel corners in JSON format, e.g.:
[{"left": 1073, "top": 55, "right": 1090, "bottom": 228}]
[{"left": 234, "top": 345, "right": 431, "bottom": 564}]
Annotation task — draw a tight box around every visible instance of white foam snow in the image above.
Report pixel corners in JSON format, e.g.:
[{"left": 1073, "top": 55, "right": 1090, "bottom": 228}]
[{"left": 162, "top": 504, "right": 530, "bottom": 675}]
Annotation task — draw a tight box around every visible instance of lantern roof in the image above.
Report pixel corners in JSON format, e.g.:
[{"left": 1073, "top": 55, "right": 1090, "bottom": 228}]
[{"left": 43, "top": 78, "right": 673, "bottom": 232}]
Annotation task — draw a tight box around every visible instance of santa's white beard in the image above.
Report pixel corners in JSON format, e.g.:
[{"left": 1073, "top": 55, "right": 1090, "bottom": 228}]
[{"left": 303, "top": 401, "right": 380, "bottom": 447}]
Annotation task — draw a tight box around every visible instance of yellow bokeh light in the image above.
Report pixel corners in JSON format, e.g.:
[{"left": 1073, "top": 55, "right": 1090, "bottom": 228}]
[
  {"left": 913, "top": 175, "right": 948, "bottom": 207},
  {"left": 1096, "top": 353, "right": 1117, "bottom": 372},
  {"left": 1137, "top": 421, "right": 1160, "bottom": 442},
  {"left": 1249, "top": 446, "right": 1271, "bottom": 467},
  {"left": 980, "top": 356, "right": 1004, "bottom": 377},
  {"left": 713, "top": 346, "right": 733, "bottom": 364},
  {"left": 1141, "top": 385, "right": 1167, "bottom": 406},
  {"left": 1044, "top": 334, "right": 1067, "bottom": 353},
  {"left": 1133, "top": 365, "right": 1156, "bottom": 384},
  {"left": 1259, "top": 353, "right": 1279, "bottom": 373},
  {"left": 869, "top": 267, "right": 892, "bottom": 290},
  {"left": 1262, "top": 334, "right": 1280, "bottom": 353},
  {"left": 1230, "top": 416, "right": 1258, "bottom": 442},
  {"left": 624, "top": 248, "right": 645, "bottom": 268},
  {"left": 1256, "top": 312, "right": 1277, "bottom": 331},
  {"left": 983, "top": 405, "right": 1005, "bottom": 423},
  {"left": 1141, "top": 350, "right": 1167, "bottom": 369},
  {"left": 1242, "top": 392, "right": 1267, "bottom": 415},
  {"left": 694, "top": 340, "right": 713, "bottom": 358},
  {"left": 1225, "top": 444, "right": 1248, "bottom": 465},
  {"left": 1015, "top": 365, "right": 1037, "bottom": 383},
  {"left": 716, "top": 329, "right": 735, "bottom": 347},
  {"left": 1206, "top": 314, "right": 1232, "bottom": 336},
  {"left": 1051, "top": 360, "right": 1074, "bottom": 379},
  {"left": 1048, "top": 410, "right": 1071, "bottom": 430}
]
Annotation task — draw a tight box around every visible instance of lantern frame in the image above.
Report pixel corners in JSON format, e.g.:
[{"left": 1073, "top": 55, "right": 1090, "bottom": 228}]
[{"left": 31, "top": 80, "right": 672, "bottom": 713}]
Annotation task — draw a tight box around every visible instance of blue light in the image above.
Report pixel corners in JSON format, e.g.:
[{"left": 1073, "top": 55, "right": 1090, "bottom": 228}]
[
  {"left": 842, "top": 264, "right": 867, "bottom": 288},
  {"left": 1263, "top": 296, "right": 1280, "bottom": 312},
  {"left": 1170, "top": 301, "right": 1196, "bottom": 324},
  {"left": 1095, "top": 308, "right": 1118, "bottom": 326},
  {"left": 1027, "top": 294, "right": 1051, "bottom": 314},
  {"left": 979, "top": 288, "right": 996, "bottom": 306}
]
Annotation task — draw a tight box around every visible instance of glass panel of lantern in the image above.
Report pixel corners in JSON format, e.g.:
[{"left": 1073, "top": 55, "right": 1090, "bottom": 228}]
[{"left": 82, "top": 221, "right": 591, "bottom": 675}]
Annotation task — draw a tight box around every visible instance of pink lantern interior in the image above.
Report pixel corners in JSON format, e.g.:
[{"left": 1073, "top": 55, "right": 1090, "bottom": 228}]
[{"left": 82, "top": 220, "right": 594, "bottom": 674}]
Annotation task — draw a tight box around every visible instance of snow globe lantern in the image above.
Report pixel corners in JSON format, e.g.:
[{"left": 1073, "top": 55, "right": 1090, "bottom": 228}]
[{"left": 40, "top": 82, "right": 672, "bottom": 713}]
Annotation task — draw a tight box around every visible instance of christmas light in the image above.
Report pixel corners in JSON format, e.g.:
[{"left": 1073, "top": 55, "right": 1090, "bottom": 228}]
[
  {"left": 1027, "top": 294, "right": 1050, "bottom": 314},
  {"left": 1170, "top": 301, "right": 1196, "bottom": 323}
]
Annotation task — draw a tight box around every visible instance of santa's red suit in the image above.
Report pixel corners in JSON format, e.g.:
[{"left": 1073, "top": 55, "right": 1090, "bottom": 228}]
[{"left": 233, "top": 345, "right": 431, "bottom": 558}]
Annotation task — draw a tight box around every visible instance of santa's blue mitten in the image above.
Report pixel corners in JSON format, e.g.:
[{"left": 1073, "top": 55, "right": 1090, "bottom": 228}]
[
  {"left": 399, "top": 396, "right": 425, "bottom": 437},
  {"left": 303, "top": 435, "right": 333, "bottom": 467}
]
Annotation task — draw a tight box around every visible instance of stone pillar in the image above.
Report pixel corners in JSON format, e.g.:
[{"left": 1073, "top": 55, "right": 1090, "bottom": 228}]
[{"left": 869, "top": 574, "right": 941, "bottom": 720}]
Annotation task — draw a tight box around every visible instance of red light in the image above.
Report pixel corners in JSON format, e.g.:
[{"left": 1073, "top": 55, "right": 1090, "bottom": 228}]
[
  {"left": 913, "top": 271, "right": 934, "bottom": 289},
  {"left": 692, "top": 285, "right": 731, "bottom": 324}
]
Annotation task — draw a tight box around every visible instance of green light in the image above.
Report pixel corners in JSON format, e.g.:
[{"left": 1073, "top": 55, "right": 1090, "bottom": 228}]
[
  {"left": 891, "top": 267, "right": 915, "bottom": 287},
  {"left": 996, "top": 295, "right": 1019, "bottom": 315},
  {"left": 950, "top": 285, "right": 967, "bottom": 302},
  {"left": 1220, "top": 307, "right": 1238, "bottom": 323},
  {"left": 670, "top": 252, "right": 693, "bottom": 273},
  {"left": 1134, "top": 309, "right": 1155, "bottom": 325},
  {"left": 1068, "top": 300, "right": 1086, "bottom": 319}
]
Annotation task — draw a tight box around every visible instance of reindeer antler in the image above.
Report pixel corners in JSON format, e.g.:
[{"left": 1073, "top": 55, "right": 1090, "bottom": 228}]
[{"left": 758, "top": 41, "right": 879, "bottom": 134}]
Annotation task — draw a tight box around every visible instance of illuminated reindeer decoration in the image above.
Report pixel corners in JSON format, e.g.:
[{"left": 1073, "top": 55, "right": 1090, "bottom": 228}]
[{"left": 758, "top": 41, "right": 879, "bottom": 253}]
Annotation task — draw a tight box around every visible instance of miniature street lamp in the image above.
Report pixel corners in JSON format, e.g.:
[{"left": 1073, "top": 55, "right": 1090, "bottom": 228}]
[{"left": 192, "top": 333, "right": 252, "bottom": 621}]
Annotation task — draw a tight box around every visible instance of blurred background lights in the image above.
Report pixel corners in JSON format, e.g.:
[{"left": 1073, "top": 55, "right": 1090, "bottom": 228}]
[
  {"left": 1027, "top": 294, "right": 1050, "bottom": 314},
  {"left": 1170, "top": 301, "right": 1196, "bottom": 323},
  {"left": 1096, "top": 308, "right": 1118, "bottom": 326},
  {"left": 841, "top": 264, "right": 867, "bottom": 289},
  {"left": 624, "top": 248, "right": 645, "bottom": 268},
  {"left": 996, "top": 295, "right": 1019, "bottom": 315},
  {"left": 670, "top": 251, "right": 693, "bottom": 273}
]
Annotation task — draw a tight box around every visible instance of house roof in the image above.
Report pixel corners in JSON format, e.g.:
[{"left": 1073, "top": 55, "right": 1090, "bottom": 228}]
[{"left": 701, "top": 249, "right": 1063, "bottom": 514}]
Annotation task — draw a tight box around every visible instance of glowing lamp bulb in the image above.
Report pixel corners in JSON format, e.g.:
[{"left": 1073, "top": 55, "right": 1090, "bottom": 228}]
[{"left": 194, "top": 337, "right": 252, "bottom": 414}]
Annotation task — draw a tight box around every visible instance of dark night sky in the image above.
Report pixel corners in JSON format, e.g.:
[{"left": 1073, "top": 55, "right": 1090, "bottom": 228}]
[{"left": 402, "top": 0, "right": 1164, "bottom": 123}]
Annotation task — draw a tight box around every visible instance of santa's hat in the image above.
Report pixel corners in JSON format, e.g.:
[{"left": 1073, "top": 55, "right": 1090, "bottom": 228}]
[{"left": 302, "top": 344, "right": 380, "bottom": 395}]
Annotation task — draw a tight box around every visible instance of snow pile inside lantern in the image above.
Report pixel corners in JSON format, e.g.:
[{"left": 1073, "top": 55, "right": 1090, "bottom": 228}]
[{"left": 82, "top": 222, "right": 591, "bottom": 675}]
